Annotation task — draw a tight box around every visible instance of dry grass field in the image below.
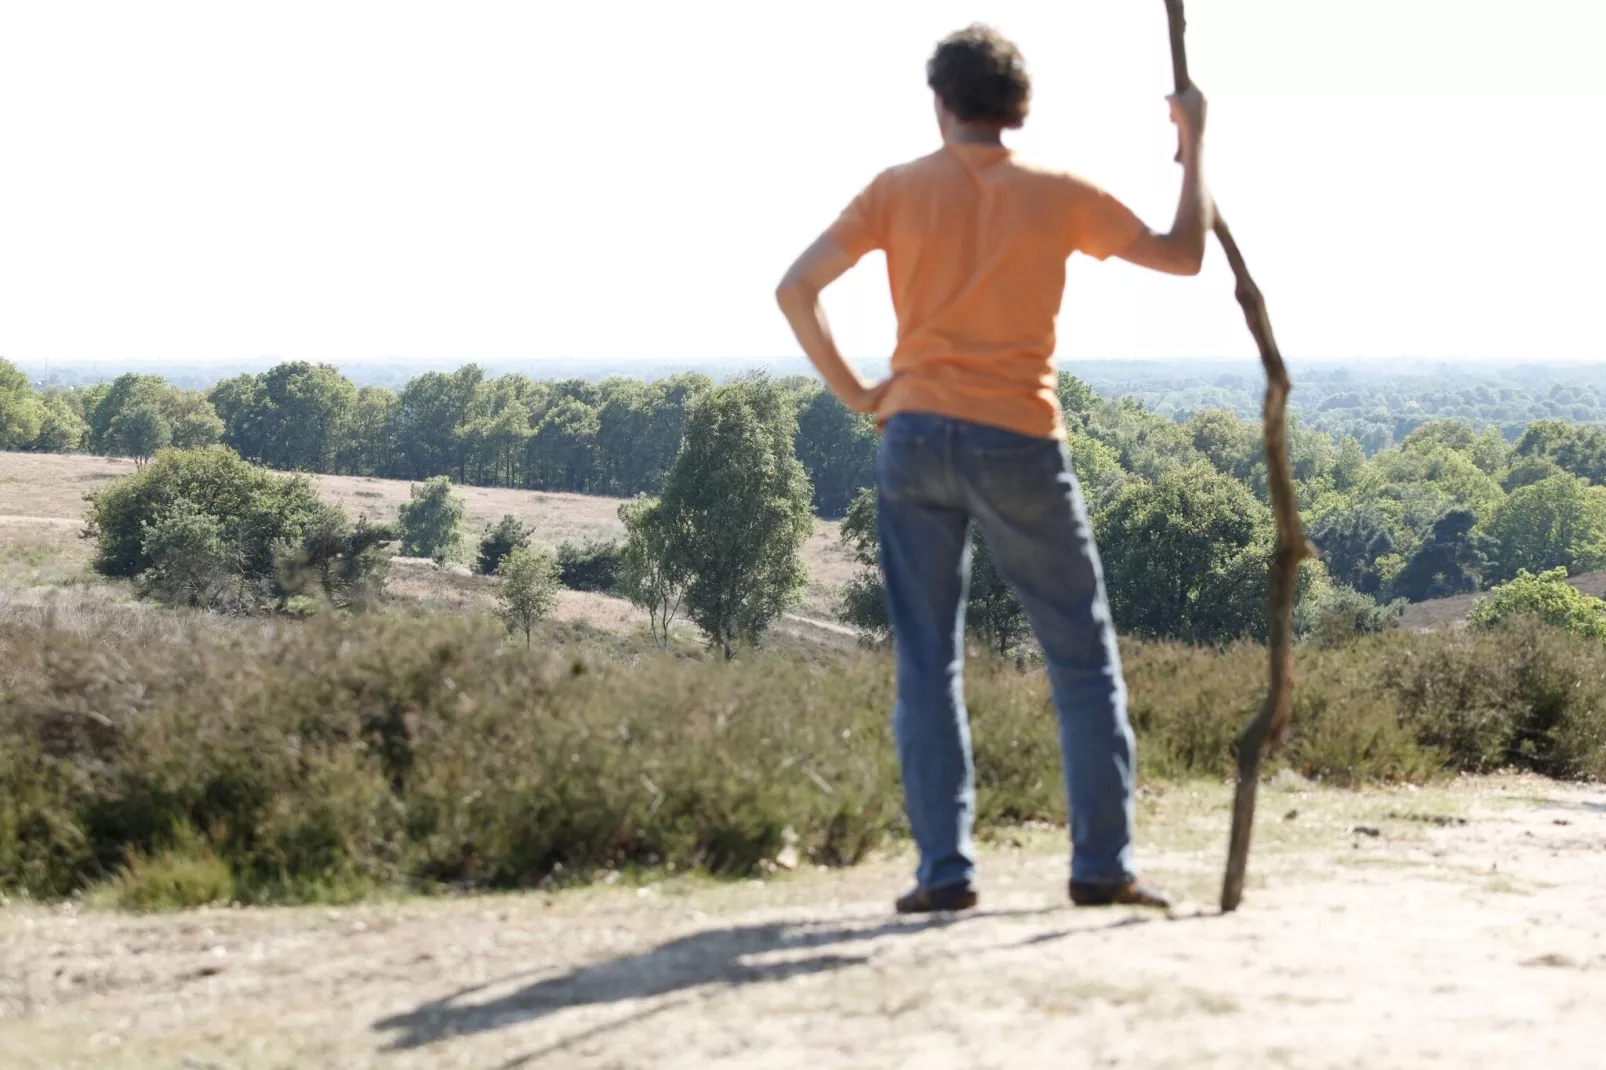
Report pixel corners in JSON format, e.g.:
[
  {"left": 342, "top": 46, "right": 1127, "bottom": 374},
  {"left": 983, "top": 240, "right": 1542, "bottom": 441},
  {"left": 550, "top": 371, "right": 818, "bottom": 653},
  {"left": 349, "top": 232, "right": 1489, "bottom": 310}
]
[{"left": 0, "top": 451, "right": 855, "bottom": 638}]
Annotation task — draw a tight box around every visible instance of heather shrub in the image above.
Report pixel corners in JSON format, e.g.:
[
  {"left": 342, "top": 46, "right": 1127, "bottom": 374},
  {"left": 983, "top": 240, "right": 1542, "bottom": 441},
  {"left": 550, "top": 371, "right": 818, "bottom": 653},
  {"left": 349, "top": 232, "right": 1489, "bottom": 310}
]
[
  {"left": 1, "top": 611, "right": 1602, "bottom": 904},
  {"left": 555, "top": 536, "right": 623, "bottom": 593}
]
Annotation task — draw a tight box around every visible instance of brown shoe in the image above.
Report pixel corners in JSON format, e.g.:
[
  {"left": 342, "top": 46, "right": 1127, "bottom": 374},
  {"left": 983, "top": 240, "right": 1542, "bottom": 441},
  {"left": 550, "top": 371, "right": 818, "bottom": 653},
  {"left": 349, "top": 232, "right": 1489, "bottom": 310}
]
[
  {"left": 895, "top": 882, "right": 979, "bottom": 914},
  {"left": 1069, "top": 879, "right": 1171, "bottom": 909}
]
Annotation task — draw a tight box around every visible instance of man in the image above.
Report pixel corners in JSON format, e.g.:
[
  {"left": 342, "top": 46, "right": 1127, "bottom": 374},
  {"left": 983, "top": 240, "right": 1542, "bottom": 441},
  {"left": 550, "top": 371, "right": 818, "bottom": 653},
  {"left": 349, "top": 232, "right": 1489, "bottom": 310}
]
[{"left": 775, "top": 25, "right": 1209, "bottom": 913}]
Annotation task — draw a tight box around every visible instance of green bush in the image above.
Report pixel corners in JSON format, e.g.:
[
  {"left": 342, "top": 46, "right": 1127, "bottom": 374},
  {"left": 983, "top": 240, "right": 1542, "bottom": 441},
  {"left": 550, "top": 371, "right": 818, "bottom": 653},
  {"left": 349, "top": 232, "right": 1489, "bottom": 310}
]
[
  {"left": 397, "top": 475, "right": 465, "bottom": 563},
  {"left": 86, "top": 445, "right": 326, "bottom": 581},
  {"left": 556, "top": 536, "right": 622, "bottom": 592},
  {"left": 2, "top": 612, "right": 1603, "bottom": 904},
  {"left": 100, "top": 823, "right": 236, "bottom": 911},
  {"left": 475, "top": 515, "right": 531, "bottom": 576},
  {"left": 1469, "top": 568, "right": 1606, "bottom": 639},
  {"left": 84, "top": 448, "right": 390, "bottom": 611},
  {"left": 496, "top": 545, "right": 561, "bottom": 646},
  {"left": 1294, "top": 585, "right": 1404, "bottom": 648}
]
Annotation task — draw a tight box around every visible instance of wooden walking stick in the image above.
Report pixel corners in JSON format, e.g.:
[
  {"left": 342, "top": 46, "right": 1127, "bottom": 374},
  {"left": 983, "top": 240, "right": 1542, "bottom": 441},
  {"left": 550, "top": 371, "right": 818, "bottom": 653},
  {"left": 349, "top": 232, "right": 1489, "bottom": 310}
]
[{"left": 1161, "top": 0, "right": 1314, "bottom": 913}]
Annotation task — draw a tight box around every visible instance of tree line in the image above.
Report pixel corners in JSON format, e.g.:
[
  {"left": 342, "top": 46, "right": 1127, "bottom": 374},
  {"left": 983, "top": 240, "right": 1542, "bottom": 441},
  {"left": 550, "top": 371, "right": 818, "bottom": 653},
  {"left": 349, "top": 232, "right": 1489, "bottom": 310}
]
[
  {"left": 2, "top": 357, "right": 876, "bottom": 517},
  {"left": 16, "top": 354, "right": 1606, "bottom": 650}
]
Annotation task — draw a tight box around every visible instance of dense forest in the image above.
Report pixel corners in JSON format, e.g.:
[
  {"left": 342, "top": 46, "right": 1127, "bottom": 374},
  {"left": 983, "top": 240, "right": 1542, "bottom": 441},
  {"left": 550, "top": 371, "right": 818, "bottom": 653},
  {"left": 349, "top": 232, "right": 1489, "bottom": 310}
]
[{"left": 7, "top": 356, "right": 1606, "bottom": 637}]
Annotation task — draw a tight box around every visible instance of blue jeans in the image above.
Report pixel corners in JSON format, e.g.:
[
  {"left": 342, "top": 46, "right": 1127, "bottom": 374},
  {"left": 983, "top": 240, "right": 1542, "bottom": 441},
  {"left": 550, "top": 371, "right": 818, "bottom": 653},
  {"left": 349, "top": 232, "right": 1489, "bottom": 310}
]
[{"left": 876, "top": 412, "right": 1136, "bottom": 890}]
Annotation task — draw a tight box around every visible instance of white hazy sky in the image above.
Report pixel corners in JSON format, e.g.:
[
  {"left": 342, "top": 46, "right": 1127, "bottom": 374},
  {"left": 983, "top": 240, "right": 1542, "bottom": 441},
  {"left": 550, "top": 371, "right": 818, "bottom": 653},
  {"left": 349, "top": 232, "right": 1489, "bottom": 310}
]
[{"left": 1, "top": 0, "right": 1603, "bottom": 370}]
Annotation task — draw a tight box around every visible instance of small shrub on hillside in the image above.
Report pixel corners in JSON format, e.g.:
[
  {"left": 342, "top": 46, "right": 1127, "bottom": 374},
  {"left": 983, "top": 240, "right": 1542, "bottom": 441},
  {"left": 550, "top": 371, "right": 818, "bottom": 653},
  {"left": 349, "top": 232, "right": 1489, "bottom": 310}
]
[
  {"left": 475, "top": 514, "right": 531, "bottom": 576},
  {"left": 397, "top": 475, "right": 464, "bottom": 563},
  {"left": 1294, "top": 585, "right": 1405, "bottom": 648},
  {"left": 496, "top": 546, "right": 561, "bottom": 646},
  {"left": 556, "top": 536, "right": 622, "bottom": 592},
  {"left": 273, "top": 503, "right": 395, "bottom": 609},
  {"left": 1468, "top": 568, "right": 1606, "bottom": 639}
]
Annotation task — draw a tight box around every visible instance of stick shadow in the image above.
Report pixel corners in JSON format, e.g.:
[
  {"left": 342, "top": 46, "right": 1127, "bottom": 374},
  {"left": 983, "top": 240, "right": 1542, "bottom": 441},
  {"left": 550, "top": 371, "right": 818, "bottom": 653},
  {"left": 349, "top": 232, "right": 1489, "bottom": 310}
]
[{"left": 372, "top": 908, "right": 1048, "bottom": 1053}]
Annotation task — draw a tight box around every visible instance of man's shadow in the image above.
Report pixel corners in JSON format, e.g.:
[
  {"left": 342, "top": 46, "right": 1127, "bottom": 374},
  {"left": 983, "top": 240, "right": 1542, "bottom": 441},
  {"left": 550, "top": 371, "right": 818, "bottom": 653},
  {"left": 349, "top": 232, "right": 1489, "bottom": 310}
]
[{"left": 372, "top": 909, "right": 1044, "bottom": 1053}]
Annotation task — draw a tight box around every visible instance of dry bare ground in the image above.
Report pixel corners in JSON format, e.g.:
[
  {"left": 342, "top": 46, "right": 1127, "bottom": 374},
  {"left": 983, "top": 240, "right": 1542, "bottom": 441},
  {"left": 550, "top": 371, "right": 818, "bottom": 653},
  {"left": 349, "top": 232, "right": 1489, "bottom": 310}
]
[
  {"left": 0, "top": 451, "right": 855, "bottom": 634},
  {"left": 2, "top": 775, "right": 1603, "bottom": 1069}
]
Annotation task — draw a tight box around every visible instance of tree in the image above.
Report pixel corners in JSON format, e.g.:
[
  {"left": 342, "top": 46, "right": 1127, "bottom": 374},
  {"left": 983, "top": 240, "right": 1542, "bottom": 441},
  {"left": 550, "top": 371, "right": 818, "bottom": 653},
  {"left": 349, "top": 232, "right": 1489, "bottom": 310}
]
[
  {"left": 1308, "top": 504, "right": 1396, "bottom": 596},
  {"left": 0, "top": 358, "right": 46, "bottom": 449},
  {"left": 794, "top": 387, "right": 877, "bottom": 518},
  {"left": 107, "top": 402, "right": 171, "bottom": 465},
  {"left": 656, "top": 380, "right": 814, "bottom": 659},
  {"left": 1094, "top": 463, "right": 1275, "bottom": 643},
  {"left": 475, "top": 514, "right": 531, "bottom": 576},
  {"left": 1330, "top": 437, "right": 1367, "bottom": 492},
  {"left": 1389, "top": 508, "right": 1496, "bottom": 602},
  {"left": 1469, "top": 568, "right": 1606, "bottom": 639},
  {"left": 837, "top": 487, "right": 888, "bottom": 640},
  {"left": 87, "top": 373, "right": 220, "bottom": 457},
  {"left": 967, "top": 528, "right": 1031, "bottom": 657},
  {"left": 495, "top": 545, "right": 561, "bottom": 647},
  {"left": 525, "top": 396, "right": 599, "bottom": 492},
  {"left": 30, "top": 389, "right": 88, "bottom": 452},
  {"left": 618, "top": 498, "right": 686, "bottom": 648},
  {"left": 165, "top": 389, "right": 224, "bottom": 449},
  {"left": 211, "top": 362, "right": 355, "bottom": 471},
  {"left": 1486, "top": 474, "right": 1606, "bottom": 582},
  {"left": 397, "top": 476, "right": 465, "bottom": 563}
]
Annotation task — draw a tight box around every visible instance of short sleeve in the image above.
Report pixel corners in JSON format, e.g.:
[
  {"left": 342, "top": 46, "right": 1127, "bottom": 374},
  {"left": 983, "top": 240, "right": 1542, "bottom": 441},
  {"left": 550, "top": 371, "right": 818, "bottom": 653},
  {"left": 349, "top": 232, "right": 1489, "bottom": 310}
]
[
  {"left": 1064, "top": 177, "right": 1145, "bottom": 261},
  {"left": 824, "top": 172, "right": 888, "bottom": 263}
]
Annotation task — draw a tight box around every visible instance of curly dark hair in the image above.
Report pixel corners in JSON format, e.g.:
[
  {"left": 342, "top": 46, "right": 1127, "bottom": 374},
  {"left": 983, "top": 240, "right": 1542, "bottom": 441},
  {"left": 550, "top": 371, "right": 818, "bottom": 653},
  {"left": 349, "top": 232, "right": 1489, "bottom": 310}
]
[{"left": 926, "top": 25, "right": 1031, "bottom": 129}]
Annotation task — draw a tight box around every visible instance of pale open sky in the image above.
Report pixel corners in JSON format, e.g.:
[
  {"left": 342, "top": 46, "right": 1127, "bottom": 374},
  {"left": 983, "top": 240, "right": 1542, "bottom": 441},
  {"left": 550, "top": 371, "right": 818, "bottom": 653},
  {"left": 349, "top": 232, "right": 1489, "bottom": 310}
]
[{"left": 1, "top": 0, "right": 1602, "bottom": 371}]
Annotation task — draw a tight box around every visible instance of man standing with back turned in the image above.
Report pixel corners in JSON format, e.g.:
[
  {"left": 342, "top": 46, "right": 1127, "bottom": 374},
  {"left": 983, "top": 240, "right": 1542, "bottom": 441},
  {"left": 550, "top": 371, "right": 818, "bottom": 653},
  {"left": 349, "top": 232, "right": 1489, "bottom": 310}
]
[{"left": 776, "top": 25, "right": 1209, "bottom": 913}]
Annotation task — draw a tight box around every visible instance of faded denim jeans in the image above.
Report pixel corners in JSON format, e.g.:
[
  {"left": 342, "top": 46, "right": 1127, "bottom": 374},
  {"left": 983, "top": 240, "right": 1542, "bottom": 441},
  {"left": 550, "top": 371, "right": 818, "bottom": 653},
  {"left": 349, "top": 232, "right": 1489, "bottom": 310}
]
[{"left": 876, "top": 412, "right": 1136, "bottom": 891}]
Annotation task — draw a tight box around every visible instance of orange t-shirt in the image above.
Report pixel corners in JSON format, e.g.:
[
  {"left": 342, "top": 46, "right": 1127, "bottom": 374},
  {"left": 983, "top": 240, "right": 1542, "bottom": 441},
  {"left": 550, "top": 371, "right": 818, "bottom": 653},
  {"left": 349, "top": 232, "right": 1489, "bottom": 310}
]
[{"left": 826, "top": 142, "right": 1144, "bottom": 441}]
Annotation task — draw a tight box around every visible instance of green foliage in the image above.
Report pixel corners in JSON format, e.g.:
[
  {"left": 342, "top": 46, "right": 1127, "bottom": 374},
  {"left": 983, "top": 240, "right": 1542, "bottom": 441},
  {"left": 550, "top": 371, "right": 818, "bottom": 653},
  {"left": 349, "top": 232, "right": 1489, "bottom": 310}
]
[
  {"left": 1486, "top": 474, "right": 1606, "bottom": 582},
  {"left": 618, "top": 498, "right": 687, "bottom": 648},
  {"left": 556, "top": 536, "right": 623, "bottom": 593},
  {"left": 495, "top": 546, "right": 562, "bottom": 646},
  {"left": 107, "top": 401, "right": 171, "bottom": 464},
  {"left": 210, "top": 361, "right": 358, "bottom": 472},
  {"left": 794, "top": 387, "right": 877, "bottom": 517},
  {"left": 1469, "top": 568, "right": 1606, "bottom": 639},
  {"left": 5, "top": 611, "right": 1605, "bottom": 904},
  {"left": 837, "top": 487, "right": 888, "bottom": 640},
  {"left": 31, "top": 389, "right": 88, "bottom": 452},
  {"left": 138, "top": 498, "right": 239, "bottom": 607},
  {"left": 475, "top": 514, "right": 532, "bottom": 576},
  {"left": 100, "top": 823, "right": 236, "bottom": 912},
  {"left": 1294, "top": 585, "right": 1404, "bottom": 648},
  {"left": 85, "top": 446, "right": 328, "bottom": 582},
  {"left": 965, "top": 529, "right": 1031, "bottom": 657},
  {"left": 1308, "top": 504, "right": 1396, "bottom": 596},
  {"left": 397, "top": 475, "right": 465, "bottom": 563},
  {"left": 87, "top": 373, "right": 220, "bottom": 458},
  {"left": 656, "top": 380, "right": 814, "bottom": 658},
  {"left": 1095, "top": 463, "right": 1274, "bottom": 644},
  {"left": 1389, "top": 508, "right": 1496, "bottom": 603},
  {"left": 0, "top": 357, "right": 46, "bottom": 448},
  {"left": 273, "top": 504, "right": 395, "bottom": 609}
]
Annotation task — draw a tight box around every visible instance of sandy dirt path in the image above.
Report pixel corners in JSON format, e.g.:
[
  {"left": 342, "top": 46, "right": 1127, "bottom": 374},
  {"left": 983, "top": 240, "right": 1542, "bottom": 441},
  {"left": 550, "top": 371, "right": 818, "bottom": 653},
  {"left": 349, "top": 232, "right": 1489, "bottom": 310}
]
[{"left": 3, "top": 775, "right": 1603, "bottom": 1069}]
